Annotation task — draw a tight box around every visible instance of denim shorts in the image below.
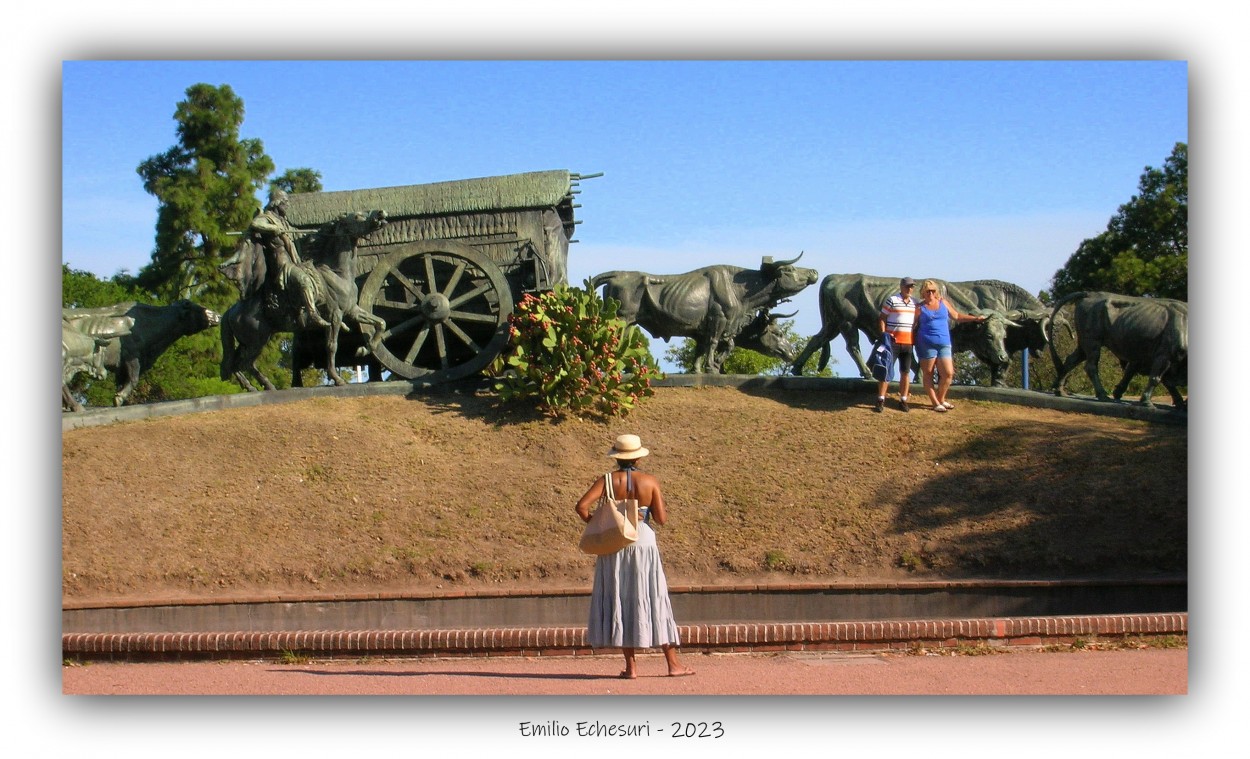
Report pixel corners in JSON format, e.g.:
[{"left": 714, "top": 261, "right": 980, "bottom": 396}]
[{"left": 916, "top": 343, "right": 952, "bottom": 360}]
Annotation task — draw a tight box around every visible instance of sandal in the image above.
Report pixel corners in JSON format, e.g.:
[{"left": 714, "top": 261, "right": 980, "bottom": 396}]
[
  {"left": 942, "top": 401, "right": 954, "bottom": 409},
  {"left": 932, "top": 405, "right": 947, "bottom": 412}
]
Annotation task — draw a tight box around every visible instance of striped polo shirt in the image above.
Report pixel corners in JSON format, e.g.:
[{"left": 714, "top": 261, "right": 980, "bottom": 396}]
[{"left": 880, "top": 293, "right": 919, "bottom": 346}]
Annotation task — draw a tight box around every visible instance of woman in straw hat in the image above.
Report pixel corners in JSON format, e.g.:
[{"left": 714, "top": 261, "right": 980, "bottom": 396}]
[{"left": 575, "top": 434, "right": 695, "bottom": 679}]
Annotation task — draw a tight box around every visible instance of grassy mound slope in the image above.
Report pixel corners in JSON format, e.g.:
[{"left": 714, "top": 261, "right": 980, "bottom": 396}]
[{"left": 62, "top": 386, "right": 1186, "bottom": 603}]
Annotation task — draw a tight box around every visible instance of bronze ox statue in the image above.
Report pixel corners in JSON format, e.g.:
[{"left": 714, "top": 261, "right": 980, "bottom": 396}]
[
  {"left": 1048, "top": 291, "right": 1187, "bottom": 409},
  {"left": 591, "top": 253, "right": 818, "bottom": 373},
  {"left": 62, "top": 309, "right": 133, "bottom": 412},
  {"left": 62, "top": 300, "right": 220, "bottom": 410}
]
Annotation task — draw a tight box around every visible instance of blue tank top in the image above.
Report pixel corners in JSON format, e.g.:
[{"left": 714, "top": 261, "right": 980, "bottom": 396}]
[
  {"left": 917, "top": 300, "right": 951, "bottom": 346},
  {"left": 613, "top": 468, "right": 651, "bottom": 524}
]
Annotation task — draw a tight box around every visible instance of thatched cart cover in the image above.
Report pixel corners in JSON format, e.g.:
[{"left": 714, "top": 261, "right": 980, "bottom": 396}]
[{"left": 284, "top": 169, "right": 576, "bottom": 229}]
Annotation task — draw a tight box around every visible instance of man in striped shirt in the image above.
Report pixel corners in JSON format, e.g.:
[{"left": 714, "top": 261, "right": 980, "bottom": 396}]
[{"left": 875, "top": 276, "right": 919, "bottom": 412}]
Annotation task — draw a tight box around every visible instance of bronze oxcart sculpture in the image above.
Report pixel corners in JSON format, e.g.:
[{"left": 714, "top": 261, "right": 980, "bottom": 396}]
[{"left": 219, "top": 170, "right": 595, "bottom": 389}]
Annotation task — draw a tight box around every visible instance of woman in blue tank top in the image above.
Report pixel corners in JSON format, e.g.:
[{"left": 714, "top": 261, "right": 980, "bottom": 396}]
[{"left": 915, "top": 279, "right": 986, "bottom": 412}]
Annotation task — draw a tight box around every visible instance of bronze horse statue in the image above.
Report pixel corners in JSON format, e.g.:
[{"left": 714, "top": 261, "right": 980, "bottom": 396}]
[{"left": 219, "top": 209, "right": 388, "bottom": 390}]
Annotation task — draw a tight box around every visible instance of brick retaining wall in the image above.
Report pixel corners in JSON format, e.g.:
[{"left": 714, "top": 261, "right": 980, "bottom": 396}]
[{"left": 62, "top": 613, "right": 1187, "bottom": 662}]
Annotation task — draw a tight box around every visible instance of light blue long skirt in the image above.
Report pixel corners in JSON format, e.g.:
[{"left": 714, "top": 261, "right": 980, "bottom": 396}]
[{"left": 587, "top": 521, "right": 681, "bottom": 649}]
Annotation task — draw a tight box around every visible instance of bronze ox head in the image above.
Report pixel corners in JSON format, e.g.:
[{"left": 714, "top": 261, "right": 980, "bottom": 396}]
[
  {"left": 737, "top": 310, "right": 799, "bottom": 364},
  {"left": 960, "top": 308, "right": 1021, "bottom": 366},
  {"left": 759, "top": 252, "right": 819, "bottom": 297},
  {"left": 1004, "top": 308, "right": 1051, "bottom": 353}
]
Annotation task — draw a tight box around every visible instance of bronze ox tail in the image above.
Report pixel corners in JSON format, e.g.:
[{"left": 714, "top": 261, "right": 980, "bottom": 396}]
[
  {"left": 589, "top": 272, "right": 623, "bottom": 291},
  {"left": 1046, "top": 291, "right": 1089, "bottom": 377}
]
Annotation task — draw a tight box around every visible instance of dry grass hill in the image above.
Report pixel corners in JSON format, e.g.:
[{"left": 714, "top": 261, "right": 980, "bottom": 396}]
[{"left": 61, "top": 385, "right": 1187, "bottom": 604}]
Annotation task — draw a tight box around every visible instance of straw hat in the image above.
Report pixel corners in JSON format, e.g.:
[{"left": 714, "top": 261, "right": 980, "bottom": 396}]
[{"left": 607, "top": 434, "right": 649, "bottom": 460}]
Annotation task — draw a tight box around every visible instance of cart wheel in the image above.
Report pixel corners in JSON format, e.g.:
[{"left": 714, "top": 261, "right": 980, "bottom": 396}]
[{"left": 358, "top": 240, "right": 513, "bottom": 382}]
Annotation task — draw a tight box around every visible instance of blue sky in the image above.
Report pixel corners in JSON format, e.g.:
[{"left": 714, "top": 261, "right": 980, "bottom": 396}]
[{"left": 61, "top": 60, "right": 1187, "bottom": 370}]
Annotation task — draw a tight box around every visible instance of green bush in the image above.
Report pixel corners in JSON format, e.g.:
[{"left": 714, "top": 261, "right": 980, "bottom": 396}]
[{"left": 488, "top": 281, "right": 662, "bottom": 417}]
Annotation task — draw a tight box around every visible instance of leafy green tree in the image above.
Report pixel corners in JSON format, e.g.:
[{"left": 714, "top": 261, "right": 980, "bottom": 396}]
[
  {"left": 270, "top": 168, "right": 323, "bottom": 195},
  {"left": 662, "top": 320, "right": 832, "bottom": 376},
  {"left": 950, "top": 352, "right": 986, "bottom": 387},
  {"left": 62, "top": 264, "right": 143, "bottom": 309},
  {"left": 1043, "top": 143, "right": 1186, "bottom": 401},
  {"left": 1050, "top": 142, "right": 1187, "bottom": 301},
  {"left": 135, "top": 83, "right": 274, "bottom": 305}
]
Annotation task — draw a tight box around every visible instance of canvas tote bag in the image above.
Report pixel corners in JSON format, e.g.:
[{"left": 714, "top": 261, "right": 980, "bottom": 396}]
[{"left": 578, "top": 471, "right": 640, "bottom": 555}]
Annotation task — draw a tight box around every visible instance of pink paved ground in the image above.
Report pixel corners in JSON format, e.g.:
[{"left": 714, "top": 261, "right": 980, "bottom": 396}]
[
  {"left": 52, "top": 647, "right": 1212, "bottom": 756},
  {"left": 62, "top": 647, "right": 1186, "bottom": 695}
]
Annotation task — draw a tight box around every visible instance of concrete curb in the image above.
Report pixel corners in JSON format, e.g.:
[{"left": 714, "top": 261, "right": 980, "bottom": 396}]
[
  {"left": 62, "top": 613, "right": 1188, "bottom": 662},
  {"left": 61, "top": 577, "right": 1186, "bottom": 611},
  {"left": 63, "top": 373, "right": 1187, "bottom": 432}
]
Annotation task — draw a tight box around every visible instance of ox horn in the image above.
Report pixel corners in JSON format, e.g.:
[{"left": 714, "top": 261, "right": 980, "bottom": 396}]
[
  {"left": 761, "top": 251, "right": 804, "bottom": 271},
  {"left": 976, "top": 308, "right": 1021, "bottom": 328},
  {"left": 1002, "top": 309, "right": 1034, "bottom": 328},
  {"left": 769, "top": 310, "right": 799, "bottom": 320}
]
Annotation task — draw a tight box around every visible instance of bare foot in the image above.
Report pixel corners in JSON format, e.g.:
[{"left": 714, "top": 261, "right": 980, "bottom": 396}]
[
  {"left": 618, "top": 670, "right": 637, "bottom": 680},
  {"left": 667, "top": 668, "right": 696, "bottom": 677}
]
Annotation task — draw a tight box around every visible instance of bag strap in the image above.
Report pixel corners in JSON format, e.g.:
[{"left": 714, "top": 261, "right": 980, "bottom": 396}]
[{"left": 603, "top": 470, "right": 634, "bottom": 500}]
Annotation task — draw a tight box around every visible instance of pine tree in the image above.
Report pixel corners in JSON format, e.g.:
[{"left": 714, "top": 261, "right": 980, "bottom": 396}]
[{"left": 136, "top": 84, "right": 275, "bottom": 305}]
